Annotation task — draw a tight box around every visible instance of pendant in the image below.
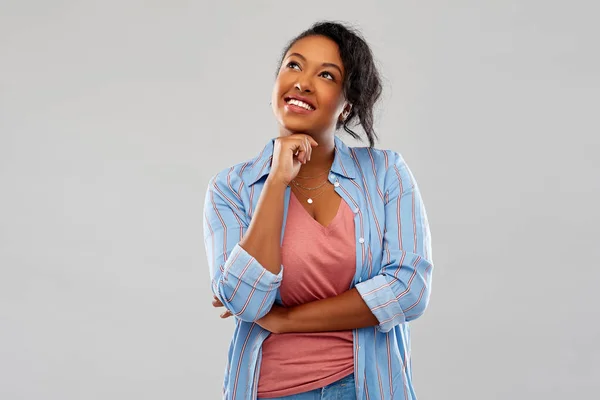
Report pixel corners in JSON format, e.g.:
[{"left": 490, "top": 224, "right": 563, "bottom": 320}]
[{"left": 307, "top": 198, "right": 313, "bottom": 204}]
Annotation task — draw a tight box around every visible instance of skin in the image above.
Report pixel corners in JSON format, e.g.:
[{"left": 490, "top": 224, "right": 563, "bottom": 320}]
[{"left": 212, "top": 35, "right": 379, "bottom": 333}]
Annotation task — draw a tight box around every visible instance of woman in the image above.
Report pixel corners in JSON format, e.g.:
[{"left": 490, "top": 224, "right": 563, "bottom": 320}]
[{"left": 204, "top": 21, "right": 433, "bottom": 400}]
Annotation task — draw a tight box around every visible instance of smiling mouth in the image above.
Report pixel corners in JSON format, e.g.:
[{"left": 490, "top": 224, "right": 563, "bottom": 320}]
[{"left": 284, "top": 97, "right": 315, "bottom": 111}]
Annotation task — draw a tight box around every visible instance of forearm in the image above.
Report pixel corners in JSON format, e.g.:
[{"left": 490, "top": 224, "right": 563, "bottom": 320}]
[
  {"left": 285, "top": 288, "right": 379, "bottom": 333},
  {"left": 238, "top": 178, "right": 287, "bottom": 275}
]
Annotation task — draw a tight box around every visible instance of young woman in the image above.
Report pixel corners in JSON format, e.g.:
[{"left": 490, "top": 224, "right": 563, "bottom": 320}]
[{"left": 204, "top": 21, "right": 434, "bottom": 400}]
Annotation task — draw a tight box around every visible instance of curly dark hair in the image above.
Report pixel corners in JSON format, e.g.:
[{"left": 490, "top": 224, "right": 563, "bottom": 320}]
[{"left": 277, "top": 21, "right": 383, "bottom": 147}]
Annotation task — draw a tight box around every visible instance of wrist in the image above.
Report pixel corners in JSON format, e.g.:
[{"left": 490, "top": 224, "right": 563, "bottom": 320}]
[
  {"left": 265, "top": 174, "right": 290, "bottom": 190},
  {"left": 280, "top": 306, "right": 296, "bottom": 333}
]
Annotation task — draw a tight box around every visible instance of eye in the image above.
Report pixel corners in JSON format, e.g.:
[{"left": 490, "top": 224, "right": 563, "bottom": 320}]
[
  {"left": 320, "top": 71, "right": 335, "bottom": 81},
  {"left": 286, "top": 61, "right": 301, "bottom": 70}
]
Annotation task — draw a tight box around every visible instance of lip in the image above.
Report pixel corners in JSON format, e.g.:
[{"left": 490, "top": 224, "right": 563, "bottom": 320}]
[
  {"left": 283, "top": 94, "right": 316, "bottom": 110},
  {"left": 284, "top": 102, "right": 314, "bottom": 115}
]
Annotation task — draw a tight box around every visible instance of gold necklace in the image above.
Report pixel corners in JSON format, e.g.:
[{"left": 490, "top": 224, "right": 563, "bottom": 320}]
[
  {"left": 294, "top": 170, "right": 329, "bottom": 180},
  {"left": 292, "top": 183, "right": 330, "bottom": 204},
  {"left": 291, "top": 178, "right": 328, "bottom": 191}
]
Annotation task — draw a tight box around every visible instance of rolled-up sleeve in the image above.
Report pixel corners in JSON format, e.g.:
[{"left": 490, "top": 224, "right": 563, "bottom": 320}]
[
  {"left": 203, "top": 171, "right": 283, "bottom": 322},
  {"left": 355, "top": 152, "right": 434, "bottom": 333}
]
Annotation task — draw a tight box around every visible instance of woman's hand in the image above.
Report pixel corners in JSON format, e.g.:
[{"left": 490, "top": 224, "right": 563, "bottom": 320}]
[
  {"left": 212, "top": 295, "right": 233, "bottom": 318},
  {"left": 269, "top": 134, "right": 319, "bottom": 186},
  {"left": 212, "top": 295, "right": 291, "bottom": 334}
]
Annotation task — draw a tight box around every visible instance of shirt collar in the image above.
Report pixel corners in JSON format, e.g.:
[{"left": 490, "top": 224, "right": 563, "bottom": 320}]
[{"left": 248, "top": 136, "right": 357, "bottom": 186}]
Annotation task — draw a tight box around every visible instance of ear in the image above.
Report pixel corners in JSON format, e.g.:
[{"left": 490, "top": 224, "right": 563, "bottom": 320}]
[{"left": 339, "top": 103, "right": 353, "bottom": 122}]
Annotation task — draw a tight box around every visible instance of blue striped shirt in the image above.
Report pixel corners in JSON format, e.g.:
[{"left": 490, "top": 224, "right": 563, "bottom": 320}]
[{"left": 203, "top": 136, "right": 434, "bottom": 399}]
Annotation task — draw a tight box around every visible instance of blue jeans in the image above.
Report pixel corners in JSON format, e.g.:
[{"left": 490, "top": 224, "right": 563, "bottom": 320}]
[{"left": 258, "top": 373, "right": 356, "bottom": 400}]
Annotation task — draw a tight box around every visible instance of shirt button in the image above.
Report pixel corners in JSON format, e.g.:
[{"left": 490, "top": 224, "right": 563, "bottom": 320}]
[
  {"left": 358, "top": 277, "right": 362, "bottom": 282},
  {"left": 334, "top": 181, "right": 339, "bottom": 187},
  {"left": 359, "top": 237, "right": 364, "bottom": 243},
  {"left": 330, "top": 174, "right": 335, "bottom": 180}
]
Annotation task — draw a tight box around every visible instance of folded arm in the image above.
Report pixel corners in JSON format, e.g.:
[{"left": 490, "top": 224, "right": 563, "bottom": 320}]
[
  {"left": 203, "top": 170, "right": 287, "bottom": 322},
  {"left": 281, "top": 152, "right": 434, "bottom": 333}
]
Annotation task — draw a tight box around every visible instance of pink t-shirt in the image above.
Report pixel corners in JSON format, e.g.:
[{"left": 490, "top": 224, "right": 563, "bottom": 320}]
[{"left": 257, "top": 193, "right": 356, "bottom": 398}]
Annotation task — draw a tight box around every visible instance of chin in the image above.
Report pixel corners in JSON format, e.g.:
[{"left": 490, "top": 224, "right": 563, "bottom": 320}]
[
  {"left": 283, "top": 123, "right": 314, "bottom": 134},
  {"left": 279, "top": 116, "right": 316, "bottom": 134}
]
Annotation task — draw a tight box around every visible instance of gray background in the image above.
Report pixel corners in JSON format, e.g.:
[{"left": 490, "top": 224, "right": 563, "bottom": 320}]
[{"left": 1, "top": 1, "right": 598, "bottom": 399}]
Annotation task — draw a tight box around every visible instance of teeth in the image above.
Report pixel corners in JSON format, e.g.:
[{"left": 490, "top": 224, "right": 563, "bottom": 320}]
[{"left": 287, "top": 98, "right": 314, "bottom": 110}]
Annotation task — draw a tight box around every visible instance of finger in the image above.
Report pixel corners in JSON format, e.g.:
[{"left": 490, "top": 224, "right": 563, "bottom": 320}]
[
  {"left": 291, "top": 142, "right": 303, "bottom": 163},
  {"left": 295, "top": 139, "right": 307, "bottom": 164},
  {"left": 294, "top": 148, "right": 304, "bottom": 164},
  {"left": 307, "top": 136, "right": 319, "bottom": 147},
  {"left": 303, "top": 138, "right": 310, "bottom": 163},
  {"left": 220, "top": 310, "right": 233, "bottom": 318},
  {"left": 299, "top": 140, "right": 307, "bottom": 164},
  {"left": 304, "top": 137, "right": 311, "bottom": 162},
  {"left": 212, "top": 296, "right": 224, "bottom": 307}
]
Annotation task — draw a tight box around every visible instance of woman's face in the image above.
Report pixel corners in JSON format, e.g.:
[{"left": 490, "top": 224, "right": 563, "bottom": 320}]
[{"left": 271, "top": 35, "right": 349, "bottom": 137}]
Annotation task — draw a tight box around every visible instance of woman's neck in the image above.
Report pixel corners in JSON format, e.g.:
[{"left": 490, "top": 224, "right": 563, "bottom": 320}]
[{"left": 299, "top": 147, "right": 334, "bottom": 178}]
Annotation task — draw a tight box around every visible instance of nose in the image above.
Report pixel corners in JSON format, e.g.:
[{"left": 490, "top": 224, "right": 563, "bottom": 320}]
[{"left": 294, "top": 76, "right": 313, "bottom": 93}]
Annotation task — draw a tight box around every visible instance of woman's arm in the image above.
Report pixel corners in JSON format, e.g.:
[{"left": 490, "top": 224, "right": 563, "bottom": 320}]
[
  {"left": 205, "top": 135, "right": 318, "bottom": 322},
  {"left": 239, "top": 134, "right": 317, "bottom": 274},
  {"left": 279, "top": 288, "right": 378, "bottom": 333},
  {"left": 353, "top": 152, "right": 434, "bottom": 333},
  {"left": 238, "top": 177, "right": 287, "bottom": 275},
  {"left": 204, "top": 173, "right": 286, "bottom": 322}
]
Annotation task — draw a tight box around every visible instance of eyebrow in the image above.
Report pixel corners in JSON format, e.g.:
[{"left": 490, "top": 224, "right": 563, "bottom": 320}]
[{"left": 287, "top": 52, "right": 343, "bottom": 76}]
